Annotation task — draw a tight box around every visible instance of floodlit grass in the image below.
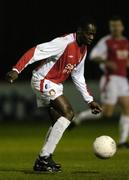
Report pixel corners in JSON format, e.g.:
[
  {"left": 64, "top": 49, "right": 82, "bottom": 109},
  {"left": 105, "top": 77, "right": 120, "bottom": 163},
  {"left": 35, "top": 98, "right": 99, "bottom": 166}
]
[{"left": 0, "top": 120, "right": 129, "bottom": 180}]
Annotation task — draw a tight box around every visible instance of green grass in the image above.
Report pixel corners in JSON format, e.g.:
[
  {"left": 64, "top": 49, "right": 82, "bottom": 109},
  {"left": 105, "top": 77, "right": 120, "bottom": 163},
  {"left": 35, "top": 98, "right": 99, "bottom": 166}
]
[{"left": 0, "top": 120, "right": 129, "bottom": 180}]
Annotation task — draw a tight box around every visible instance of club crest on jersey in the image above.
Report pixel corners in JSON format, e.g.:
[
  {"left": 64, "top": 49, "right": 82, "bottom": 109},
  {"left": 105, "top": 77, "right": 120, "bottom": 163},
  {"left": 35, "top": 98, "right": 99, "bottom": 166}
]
[
  {"left": 49, "top": 89, "right": 56, "bottom": 96},
  {"left": 116, "top": 50, "right": 129, "bottom": 59},
  {"left": 63, "top": 63, "right": 76, "bottom": 74}
]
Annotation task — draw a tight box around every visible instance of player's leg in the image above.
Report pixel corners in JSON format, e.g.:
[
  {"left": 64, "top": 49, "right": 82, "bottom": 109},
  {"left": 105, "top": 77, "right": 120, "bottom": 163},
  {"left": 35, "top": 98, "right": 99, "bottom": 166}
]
[
  {"left": 73, "top": 109, "right": 101, "bottom": 125},
  {"left": 31, "top": 80, "right": 62, "bottom": 172},
  {"left": 72, "top": 103, "right": 115, "bottom": 126},
  {"left": 39, "top": 95, "right": 73, "bottom": 157},
  {"left": 116, "top": 77, "right": 129, "bottom": 148},
  {"left": 101, "top": 76, "right": 129, "bottom": 148},
  {"left": 118, "top": 96, "right": 129, "bottom": 148},
  {"left": 33, "top": 106, "right": 63, "bottom": 172},
  {"left": 72, "top": 76, "right": 115, "bottom": 125},
  {"left": 34, "top": 95, "right": 74, "bottom": 172},
  {"left": 42, "top": 107, "right": 63, "bottom": 156},
  {"left": 43, "top": 107, "right": 60, "bottom": 144},
  {"left": 69, "top": 104, "right": 115, "bottom": 131},
  {"left": 100, "top": 76, "right": 117, "bottom": 118},
  {"left": 33, "top": 79, "right": 75, "bottom": 171},
  {"left": 31, "top": 79, "right": 63, "bottom": 143},
  {"left": 34, "top": 95, "right": 73, "bottom": 172},
  {"left": 102, "top": 104, "right": 115, "bottom": 117},
  {"left": 49, "top": 107, "right": 61, "bottom": 124}
]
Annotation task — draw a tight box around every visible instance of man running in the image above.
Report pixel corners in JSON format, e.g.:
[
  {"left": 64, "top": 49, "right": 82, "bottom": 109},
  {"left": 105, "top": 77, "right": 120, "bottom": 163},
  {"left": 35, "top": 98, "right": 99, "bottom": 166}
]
[{"left": 6, "top": 18, "right": 102, "bottom": 172}]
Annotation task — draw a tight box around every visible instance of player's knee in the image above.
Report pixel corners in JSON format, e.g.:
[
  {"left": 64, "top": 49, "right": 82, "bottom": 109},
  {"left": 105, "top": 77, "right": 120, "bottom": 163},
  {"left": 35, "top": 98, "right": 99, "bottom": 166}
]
[
  {"left": 103, "top": 111, "right": 113, "bottom": 118},
  {"left": 68, "top": 110, "right": 74, "bottom": 120},
  {"left": 121, "top": 104, "right": 129, "bottom": 115},
  {"left": 63, "top": 108, "right": 74, "bottom": 121}
]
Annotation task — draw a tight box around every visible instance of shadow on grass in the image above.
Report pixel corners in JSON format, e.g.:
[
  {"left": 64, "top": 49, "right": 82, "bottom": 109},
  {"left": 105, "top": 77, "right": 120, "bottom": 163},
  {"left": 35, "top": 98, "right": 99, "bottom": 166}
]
[
  {"left": 0, "top": 169, "right": 54, "bottom": 175},
  {"left": 72, "top": 170, "right": 99, "bottom": 174},
  {"left": 0, "top": 169, "right": 100, "bottom": 175}
]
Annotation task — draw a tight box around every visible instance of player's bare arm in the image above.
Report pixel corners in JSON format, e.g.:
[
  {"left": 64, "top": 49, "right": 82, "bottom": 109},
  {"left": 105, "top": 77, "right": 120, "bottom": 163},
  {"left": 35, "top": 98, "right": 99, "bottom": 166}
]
[{"left": 92, "top": 57, "right": 117, "bottom": 71}]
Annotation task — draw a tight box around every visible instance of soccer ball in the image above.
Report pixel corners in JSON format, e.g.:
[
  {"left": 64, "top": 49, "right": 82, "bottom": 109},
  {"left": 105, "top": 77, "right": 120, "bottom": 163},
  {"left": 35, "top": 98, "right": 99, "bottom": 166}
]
[{"left": 93, "top": 135, "right": 117, "bottom": 159}]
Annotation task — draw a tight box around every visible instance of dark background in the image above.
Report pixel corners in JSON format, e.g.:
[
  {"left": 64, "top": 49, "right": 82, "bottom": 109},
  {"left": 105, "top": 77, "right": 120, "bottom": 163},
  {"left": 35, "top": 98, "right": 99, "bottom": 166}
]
[{"left": 1, "top": 0, "right": 129, "bottom": 80}]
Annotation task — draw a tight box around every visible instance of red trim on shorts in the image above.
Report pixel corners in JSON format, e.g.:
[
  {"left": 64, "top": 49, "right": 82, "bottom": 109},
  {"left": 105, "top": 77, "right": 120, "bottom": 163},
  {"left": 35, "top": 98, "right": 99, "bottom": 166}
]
[
  {"left": 40, "top": 79, "right": 45, "bottom": 92},
  {"left": 101, "top": 75, "right": 110, "bottom": 92}
]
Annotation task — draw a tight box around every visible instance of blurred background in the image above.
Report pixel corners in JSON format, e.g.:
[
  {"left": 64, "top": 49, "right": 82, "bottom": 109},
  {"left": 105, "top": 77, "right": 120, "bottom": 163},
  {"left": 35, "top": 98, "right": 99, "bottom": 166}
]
[{"left": 0, "top": 0, "right": 129, "bottom": 121}]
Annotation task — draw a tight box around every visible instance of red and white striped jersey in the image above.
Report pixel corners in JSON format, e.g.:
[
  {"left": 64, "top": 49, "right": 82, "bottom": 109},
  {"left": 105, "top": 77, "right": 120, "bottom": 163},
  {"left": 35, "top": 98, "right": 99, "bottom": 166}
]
[{"left": 13, "top": 33, "right": 93, "bottom": 103}]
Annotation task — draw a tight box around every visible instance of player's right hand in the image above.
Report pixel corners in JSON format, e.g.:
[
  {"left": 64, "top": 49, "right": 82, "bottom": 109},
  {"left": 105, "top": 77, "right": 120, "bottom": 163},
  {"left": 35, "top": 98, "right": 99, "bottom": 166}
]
[
  {"left": 88, "top": 101, "right": 102, "bottom": 114},
  {"left": 6, "top": 70, "right": 18, "bottom": 83}
]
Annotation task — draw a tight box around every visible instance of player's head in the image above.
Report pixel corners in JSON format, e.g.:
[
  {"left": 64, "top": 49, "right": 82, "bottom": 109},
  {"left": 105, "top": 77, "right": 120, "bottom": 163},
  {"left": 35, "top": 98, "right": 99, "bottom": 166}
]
[
  {"left": 109, "top": 16, "right": 124, "bottom": 37},
  {"left": 76, "top": 17, "right": 97, "bottom": 46}
]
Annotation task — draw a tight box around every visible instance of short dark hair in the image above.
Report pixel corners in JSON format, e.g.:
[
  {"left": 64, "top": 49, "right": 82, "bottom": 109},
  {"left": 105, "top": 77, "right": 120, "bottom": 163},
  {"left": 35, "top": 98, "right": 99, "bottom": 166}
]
[
  {"left": 109, "top": 15, "right": 123, "bottom": 22},
  {"left": 78, "top": 16, "right": 96, "bottom": 29}
]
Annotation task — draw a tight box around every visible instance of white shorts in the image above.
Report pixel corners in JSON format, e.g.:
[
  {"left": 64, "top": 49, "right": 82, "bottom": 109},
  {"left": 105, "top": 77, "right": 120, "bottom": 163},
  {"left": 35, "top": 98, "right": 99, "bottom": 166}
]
[
  {"left": 31, "top": 78, "right": 63, "bottom": 107},
  {"left": 100, "top": 75, "right": 129, "bottom": 105}
]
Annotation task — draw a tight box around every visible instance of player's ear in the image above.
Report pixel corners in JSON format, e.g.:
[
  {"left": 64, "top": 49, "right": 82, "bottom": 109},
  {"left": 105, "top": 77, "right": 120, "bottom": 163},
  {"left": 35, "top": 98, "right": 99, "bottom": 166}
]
[{"left": 77, "top": 27, "right": 83, "bottom": 35}]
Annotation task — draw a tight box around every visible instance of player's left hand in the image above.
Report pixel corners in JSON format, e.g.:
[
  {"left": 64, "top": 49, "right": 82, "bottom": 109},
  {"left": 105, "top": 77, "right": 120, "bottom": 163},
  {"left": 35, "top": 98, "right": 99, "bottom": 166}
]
[{"left": 88, "top": 101, "right": 102, "bottom": 114}]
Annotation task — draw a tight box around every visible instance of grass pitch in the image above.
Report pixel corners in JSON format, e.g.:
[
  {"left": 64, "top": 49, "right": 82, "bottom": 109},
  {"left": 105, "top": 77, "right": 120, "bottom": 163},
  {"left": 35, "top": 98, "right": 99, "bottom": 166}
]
[{"left": 0, "top": 120, "right": 129, "bottom": 180}]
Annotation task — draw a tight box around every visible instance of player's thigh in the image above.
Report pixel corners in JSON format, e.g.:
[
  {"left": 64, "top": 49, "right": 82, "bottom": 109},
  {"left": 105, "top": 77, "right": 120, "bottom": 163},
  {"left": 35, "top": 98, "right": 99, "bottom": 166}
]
[
  {"left": 100, "top": 76, "right": 118, "bottom": 106},
  {"left": 50, "top": 95, "right": 74, "bottom": 121},
  {"left": 32, "top": 79, "right": 64, "bottom": 108},
  {"left": 119, "top": 96, "right": 129, "bottom": 115},
  {"left": 32, "top": 87, "right": 50, "bottom": 107},
  {"left": 102, "top": 104, "right": 115, "bottom": 117},
  {"left": 117, "top": 77, "right": 129, "bottom": 115}
]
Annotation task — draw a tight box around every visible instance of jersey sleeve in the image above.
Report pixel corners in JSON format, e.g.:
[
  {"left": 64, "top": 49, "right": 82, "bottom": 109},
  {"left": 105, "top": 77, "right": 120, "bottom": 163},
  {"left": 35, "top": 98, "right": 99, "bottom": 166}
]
[
  {"left": 12, "top": 37, "right": 68, "bottom": 73},
  {"left": 89, "top": 37, "right": 108, "bottom": 60},
  {"left": 71, "top": 56, "right": 94, "bottom": 103}
]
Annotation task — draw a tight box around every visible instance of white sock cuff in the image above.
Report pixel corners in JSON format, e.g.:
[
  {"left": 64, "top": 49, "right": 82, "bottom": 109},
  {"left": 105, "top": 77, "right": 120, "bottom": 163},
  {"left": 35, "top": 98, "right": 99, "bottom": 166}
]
[{"left": 57, "top": 116, "right": 71, "bottom": 128}]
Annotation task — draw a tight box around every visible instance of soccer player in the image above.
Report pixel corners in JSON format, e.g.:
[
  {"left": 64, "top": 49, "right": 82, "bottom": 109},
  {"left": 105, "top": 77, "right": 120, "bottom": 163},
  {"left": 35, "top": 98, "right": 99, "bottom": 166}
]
[
  {"left": 6, "top": 18, "right": 102, "bottom": 172},
  {"left": 73, "top": 16, "right": 129, "bottom": 148}
]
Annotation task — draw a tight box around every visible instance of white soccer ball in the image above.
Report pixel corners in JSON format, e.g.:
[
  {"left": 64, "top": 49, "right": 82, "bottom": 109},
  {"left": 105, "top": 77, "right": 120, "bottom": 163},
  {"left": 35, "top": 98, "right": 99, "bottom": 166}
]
[{"left": 93, "top": 135, "right": 117, "bottom": 159}]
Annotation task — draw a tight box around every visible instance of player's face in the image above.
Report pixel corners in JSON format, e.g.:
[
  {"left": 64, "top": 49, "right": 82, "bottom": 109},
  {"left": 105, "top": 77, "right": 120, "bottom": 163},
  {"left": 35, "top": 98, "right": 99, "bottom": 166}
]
[
  {"left": 77, "top": 24, "right": 96, "bottom": 46},
  {"left": 82, "top": 24, "right": 96, "bottom": 45},
  {"left": 109, "top": 20, "right": 124, "bottom": 37}
]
